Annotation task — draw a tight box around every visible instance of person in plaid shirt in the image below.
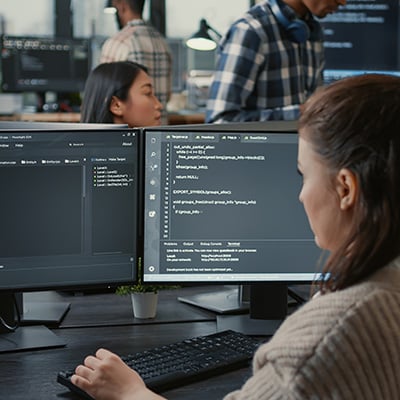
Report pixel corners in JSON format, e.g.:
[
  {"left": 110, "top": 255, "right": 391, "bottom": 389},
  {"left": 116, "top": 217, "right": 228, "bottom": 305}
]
[
  {"left": 206, "top": 0, "right": 346, "bottom": 123},
  {"left": 100, "top": 0, "right": 172, "bottom": 125}
]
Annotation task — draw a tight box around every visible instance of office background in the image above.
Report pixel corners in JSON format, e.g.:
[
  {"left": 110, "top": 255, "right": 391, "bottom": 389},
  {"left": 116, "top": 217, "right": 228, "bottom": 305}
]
[
  {"left": 0, "top": 2, "right": 398, "bottom": 121},
  {"left": 0, "top": 0, "right": 260, "bottom": 118},
  {"left": 0, "top": 0, "right": 253, "bottom": 46}
]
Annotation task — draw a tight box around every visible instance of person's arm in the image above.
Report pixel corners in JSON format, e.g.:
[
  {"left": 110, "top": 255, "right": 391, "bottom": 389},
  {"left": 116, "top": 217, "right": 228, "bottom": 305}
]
[{"left": 71, "top": 348, "right": 165, "bottom": 400}]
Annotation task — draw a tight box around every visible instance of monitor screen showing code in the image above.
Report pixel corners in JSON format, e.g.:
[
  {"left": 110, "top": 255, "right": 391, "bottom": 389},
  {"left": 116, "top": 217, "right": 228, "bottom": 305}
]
[{"left": 143, "top": 128, "right": 322, "bottom": 283}]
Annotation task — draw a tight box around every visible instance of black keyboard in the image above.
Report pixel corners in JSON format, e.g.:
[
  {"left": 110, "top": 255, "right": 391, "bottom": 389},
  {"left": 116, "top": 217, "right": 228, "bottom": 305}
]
[{"left": 57, "top": 330, "right": 263, "bottom": 399}]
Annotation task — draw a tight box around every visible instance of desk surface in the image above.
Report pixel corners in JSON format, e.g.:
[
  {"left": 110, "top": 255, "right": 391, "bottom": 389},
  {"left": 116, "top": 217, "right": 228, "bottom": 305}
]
[{"left": 0, "top": 286, "right": 257, "bottom": 400}]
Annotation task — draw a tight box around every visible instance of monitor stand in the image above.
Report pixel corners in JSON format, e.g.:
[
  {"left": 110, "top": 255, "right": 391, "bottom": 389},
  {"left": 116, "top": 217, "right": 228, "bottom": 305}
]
[
  {"left": 216, "top": 314, "right": 282, "bottom": 336},
  {"left": 217, "top": 284, "right": 288, "bottom": 336},
  {"left": 178, "top": 285, "right": 250, "bottom": 314},
  {"left": 180, "top": 284, "right": 291, "bottom": 336},
  {"left": 0, "top": 325, "right": 66, "bottom": 353},
  {"left": 0, "top": 293, "right": 67, "bottom": 353},
  {"left": 17, "top": 293, "right": 71, "bottom": 326}
]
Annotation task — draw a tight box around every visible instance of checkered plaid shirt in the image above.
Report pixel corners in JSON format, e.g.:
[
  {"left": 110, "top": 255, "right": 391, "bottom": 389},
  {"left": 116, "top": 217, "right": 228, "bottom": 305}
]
[
  {"left": 206, "top": 1, "right": 324, "bottom": 123},
  {"left": 100, "top": 20, "right": 172, "bottom": 125}
]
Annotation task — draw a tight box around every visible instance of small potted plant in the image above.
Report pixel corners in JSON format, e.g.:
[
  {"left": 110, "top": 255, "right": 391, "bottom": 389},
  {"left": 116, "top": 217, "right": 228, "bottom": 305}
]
[{"left": 116, "top": 261, "right": 177, "bottom": 319}]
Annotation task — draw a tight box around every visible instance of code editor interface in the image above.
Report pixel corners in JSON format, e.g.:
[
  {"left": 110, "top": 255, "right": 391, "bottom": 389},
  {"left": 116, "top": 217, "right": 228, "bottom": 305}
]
[
  {"left": 144, "top": 130, "right": 321, "bottom": 283},
  {"left": 0, "top": 129, "right": 138, "bottom": 290}
]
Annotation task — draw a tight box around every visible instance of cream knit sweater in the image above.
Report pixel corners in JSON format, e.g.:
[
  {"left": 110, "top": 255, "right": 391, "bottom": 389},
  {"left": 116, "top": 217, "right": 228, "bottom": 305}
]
[{"left": 225, "top": 258, "right": 400, "bottom": 399}]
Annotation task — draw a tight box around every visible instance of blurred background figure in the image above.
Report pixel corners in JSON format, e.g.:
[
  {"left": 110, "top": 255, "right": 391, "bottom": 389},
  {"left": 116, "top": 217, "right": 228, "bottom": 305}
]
[
  {"left": 80, "top": 61, "right": 162, "bottom": 127},
  {"left": 206, "top": 0, "right": 345, "bottom": 123},
  {"left": 100, "top": 0, "right": 172, "bottom": 125}
]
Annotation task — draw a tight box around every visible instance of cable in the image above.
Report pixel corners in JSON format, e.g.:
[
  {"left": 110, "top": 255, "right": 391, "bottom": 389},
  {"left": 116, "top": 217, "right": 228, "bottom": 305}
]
[{"left": 0, "top": 294, "right": 21, "bottom": 332}]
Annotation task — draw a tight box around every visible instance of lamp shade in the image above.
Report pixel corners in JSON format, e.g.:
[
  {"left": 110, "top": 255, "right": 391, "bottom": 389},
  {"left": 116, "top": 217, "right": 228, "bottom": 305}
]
[
  {"left": 186, "top": 19, "right": 221, "bottom": 51},
  {"left": 104, "top": 0, "right": 116, "bottom": 13}
]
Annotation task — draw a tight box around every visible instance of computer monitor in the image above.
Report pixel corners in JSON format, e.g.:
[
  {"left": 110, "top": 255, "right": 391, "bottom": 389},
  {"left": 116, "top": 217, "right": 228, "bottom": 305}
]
[
  {"left": 0, "top": 123, "right": 141, "bottom": 353},
  {"left": 0, "top": 35, "right": 91, "bottom": 103},
  {"left": 142, "top": 122, "right": 323, "bottom": 335},
  {"left": 320, "top": 2, "right": 400, "bottom": 83}
]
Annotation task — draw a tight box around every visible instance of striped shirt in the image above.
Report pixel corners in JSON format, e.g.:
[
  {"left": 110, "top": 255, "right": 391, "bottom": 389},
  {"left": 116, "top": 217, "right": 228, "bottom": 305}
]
[
  {"left": 100, "top": 20, "right": 172, "bottom": 125},
  {"left": 206, "top": 1, "right": 324, "bottom": 123}
]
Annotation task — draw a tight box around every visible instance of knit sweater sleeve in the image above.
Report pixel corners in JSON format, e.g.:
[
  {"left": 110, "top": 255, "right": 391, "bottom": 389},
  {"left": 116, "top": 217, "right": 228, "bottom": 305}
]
[{"left": 224, "top": 268, "right": 400, "bottom": 400}]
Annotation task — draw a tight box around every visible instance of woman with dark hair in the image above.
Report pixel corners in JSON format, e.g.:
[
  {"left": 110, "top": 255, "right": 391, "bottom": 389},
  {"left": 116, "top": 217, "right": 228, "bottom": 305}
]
[
  {"left": 71, "top": 74, "right": 400, "bottom": 399},
  {"left": 80, "top": 61, "right": 163, "bottom": 127}
]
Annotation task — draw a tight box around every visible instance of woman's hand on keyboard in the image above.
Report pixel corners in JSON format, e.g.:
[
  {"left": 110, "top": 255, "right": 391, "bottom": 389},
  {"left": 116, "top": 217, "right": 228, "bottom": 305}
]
[{"left": 71, "top": 348, "right": 166, "bottom": 400}]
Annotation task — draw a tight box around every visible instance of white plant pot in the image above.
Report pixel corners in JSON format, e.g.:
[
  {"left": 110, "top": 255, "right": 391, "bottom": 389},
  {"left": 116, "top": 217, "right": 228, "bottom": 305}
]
[{"left": 131, "top": 292, "right": 158, "bottom": 319}]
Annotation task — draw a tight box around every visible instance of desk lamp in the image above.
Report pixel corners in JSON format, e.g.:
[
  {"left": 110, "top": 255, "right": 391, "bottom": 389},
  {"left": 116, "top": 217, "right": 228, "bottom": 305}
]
[
  {"left": 186, "top": 19, "right": 222, "bottom": 51},
  {"left": 104, "top": 0, "right": 116, "bottom": 14}
]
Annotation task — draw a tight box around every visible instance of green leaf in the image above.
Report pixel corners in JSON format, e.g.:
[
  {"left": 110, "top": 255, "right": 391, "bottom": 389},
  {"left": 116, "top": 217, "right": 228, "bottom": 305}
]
[{"left": 116, "top": 257, "right": 179, "bottom": 294}]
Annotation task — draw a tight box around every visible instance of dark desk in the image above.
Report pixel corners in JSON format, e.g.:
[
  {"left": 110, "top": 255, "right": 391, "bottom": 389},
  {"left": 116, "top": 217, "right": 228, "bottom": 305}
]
[{"left": 0, "top": 286, "right": 256, "bottom": 400}]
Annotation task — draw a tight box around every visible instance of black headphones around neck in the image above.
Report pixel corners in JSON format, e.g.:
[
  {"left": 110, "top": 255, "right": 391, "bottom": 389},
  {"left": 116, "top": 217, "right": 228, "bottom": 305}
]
[{"left": 269, "top": 0, "right": 312, "bottom": 43}]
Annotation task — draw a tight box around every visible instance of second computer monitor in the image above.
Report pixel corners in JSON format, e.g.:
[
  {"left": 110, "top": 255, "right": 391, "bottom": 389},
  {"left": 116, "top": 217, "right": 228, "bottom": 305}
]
[{"left": 143, "top": 122, "right": 321, "bottom": 285}]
